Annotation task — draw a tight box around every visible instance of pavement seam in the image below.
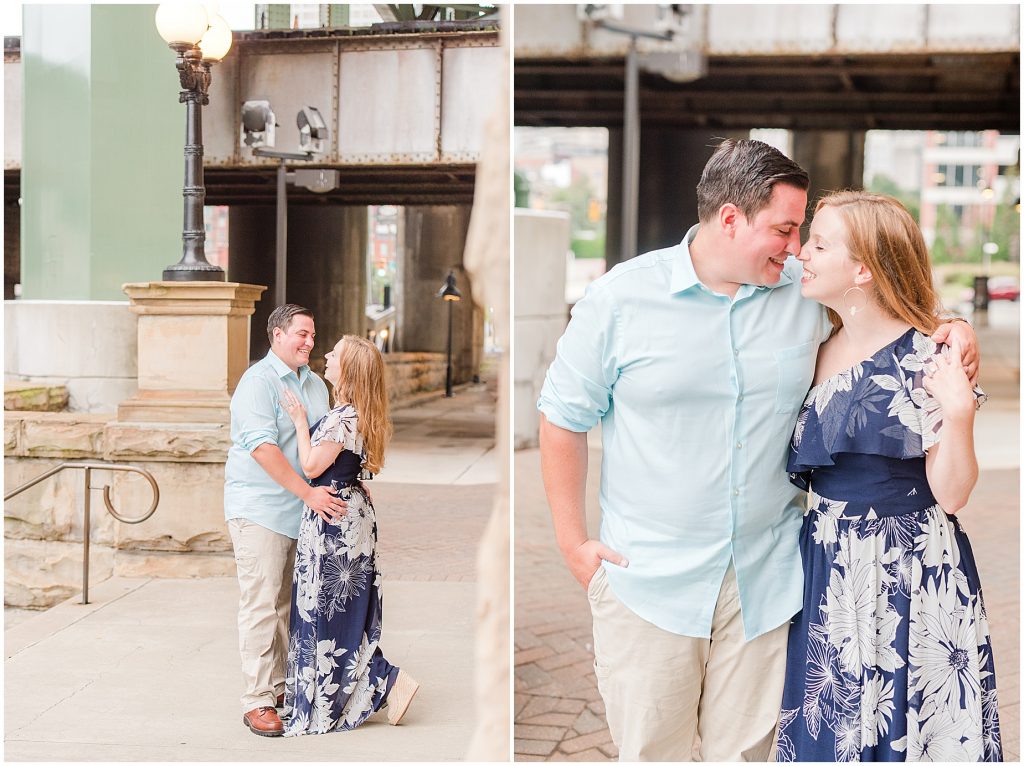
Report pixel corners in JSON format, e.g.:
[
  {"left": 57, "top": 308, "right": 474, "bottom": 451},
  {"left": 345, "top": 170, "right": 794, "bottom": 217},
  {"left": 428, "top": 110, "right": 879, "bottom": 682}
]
[
  {"left": 451, "top": 444, "right": 496, "bottom": 484},
  {"left": 8, "top": 679, "right": 97, "bottom": 737}
]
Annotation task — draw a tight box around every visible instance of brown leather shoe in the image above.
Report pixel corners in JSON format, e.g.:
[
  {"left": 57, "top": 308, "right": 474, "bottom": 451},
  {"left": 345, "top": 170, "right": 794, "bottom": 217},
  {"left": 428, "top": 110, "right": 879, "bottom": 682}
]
[{"left": 243, "top": 706, "right": 284, "bottom": 737}]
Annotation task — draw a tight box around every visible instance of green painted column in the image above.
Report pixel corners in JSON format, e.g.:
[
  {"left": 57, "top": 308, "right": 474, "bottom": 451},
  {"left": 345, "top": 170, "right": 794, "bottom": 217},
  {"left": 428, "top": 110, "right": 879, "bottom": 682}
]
[
  {"left": 324, "top": 6, "right": 350, "bottom": 27},
  {"left": 21, "top": 4, "right": 181, "bottom": 300},
  {"left": 257, "top": 5, "right": 293, "bottom": 30}
]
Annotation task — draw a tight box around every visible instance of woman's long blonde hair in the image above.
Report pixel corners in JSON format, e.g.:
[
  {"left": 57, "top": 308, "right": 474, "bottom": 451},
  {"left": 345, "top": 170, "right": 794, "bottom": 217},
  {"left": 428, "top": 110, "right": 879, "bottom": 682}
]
[
  {"left": 332, "top": 335, "right": 391, "bottom": 474},
  {"left": 816, "top": 191, "right": 942, "bottom": 335}
]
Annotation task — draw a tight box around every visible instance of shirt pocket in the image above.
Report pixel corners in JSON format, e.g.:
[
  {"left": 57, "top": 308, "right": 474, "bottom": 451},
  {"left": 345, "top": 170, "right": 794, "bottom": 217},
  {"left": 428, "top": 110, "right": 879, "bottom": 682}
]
[{"left": 773, "top": 341, "right": 817, "bottom": 414}]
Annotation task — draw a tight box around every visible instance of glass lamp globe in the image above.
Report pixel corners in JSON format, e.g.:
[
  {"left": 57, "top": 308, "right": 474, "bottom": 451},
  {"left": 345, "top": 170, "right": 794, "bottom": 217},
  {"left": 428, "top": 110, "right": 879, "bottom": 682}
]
[
  {"left": 198, "top": 14, "right": 233, "bottom": 61},
  {"left": 155, "top": 2, "right": 209, "bottom": 46}
]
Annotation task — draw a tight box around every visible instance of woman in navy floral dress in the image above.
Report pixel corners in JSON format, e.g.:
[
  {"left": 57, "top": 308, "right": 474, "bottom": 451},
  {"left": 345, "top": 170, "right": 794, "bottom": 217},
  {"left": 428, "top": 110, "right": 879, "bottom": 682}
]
[
  {"left": 279, "top": 335, "right": 419, "bottom": 735},
  {"left": 776, "top": 192, "right": 1000, "bottom": 762}
]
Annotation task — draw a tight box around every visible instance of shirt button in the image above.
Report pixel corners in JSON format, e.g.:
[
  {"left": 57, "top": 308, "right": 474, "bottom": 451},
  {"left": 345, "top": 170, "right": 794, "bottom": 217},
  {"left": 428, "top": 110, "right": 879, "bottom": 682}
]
[
  {"left": 734, "top": 488, "right": 741, "bottom": 496},
  {"left": 737, "top": 394, "right": 744, "bottom": 401},
  {"left": 733, "top": 348, "right": 740, "bottom": 357},
  {"left": 736, "top": 442, "right": 743, "bottom": 449}
]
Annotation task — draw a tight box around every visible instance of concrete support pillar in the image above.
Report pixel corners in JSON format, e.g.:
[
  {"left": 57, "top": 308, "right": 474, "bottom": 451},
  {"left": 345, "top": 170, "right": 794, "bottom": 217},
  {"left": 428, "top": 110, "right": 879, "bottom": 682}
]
[
  {"left": 287, "top": 206, "right": 367, "bottom": 363},
  {"left": 791, "top": 130, "right": 867, "bottom": 206},
  {"left": 117, "top": 282, "right": 266, "bottom": 423},
  {"left": 607, "top": 128, "right": 745, "bottom": 269},
  {"left": 399, "top": 206, "right": 478, "bottom": 383},
  {"left": 20, "top": 5, "right": 181, "bottom": 300},
  {"left": 228, "top": 205, "right": 367, "bottom": 365},
  {"left": 461, "top": 28, "right": 510, "bottom": 752},
  {"left": 514, "top": 211, "right": 570, "bottom": 449},
  {"left": 227, "top": 206, "right": 273, "bottom": 360}
]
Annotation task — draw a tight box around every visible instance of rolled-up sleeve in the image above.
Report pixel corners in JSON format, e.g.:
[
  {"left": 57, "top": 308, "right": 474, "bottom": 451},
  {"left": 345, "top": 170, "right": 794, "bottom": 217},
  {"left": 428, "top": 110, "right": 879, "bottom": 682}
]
[
  {"left": 537, "top": 281, "right": 620, "bottom": 432},
  {"left": 232, "top": 374, "right": 280, "bottom": 452}
]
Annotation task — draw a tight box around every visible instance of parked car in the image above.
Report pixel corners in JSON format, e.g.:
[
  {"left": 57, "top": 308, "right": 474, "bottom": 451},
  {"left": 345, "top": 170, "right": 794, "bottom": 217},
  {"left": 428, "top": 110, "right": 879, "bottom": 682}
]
[{"left": 987, "top": 276, "right": 1020, "bottom": 302}]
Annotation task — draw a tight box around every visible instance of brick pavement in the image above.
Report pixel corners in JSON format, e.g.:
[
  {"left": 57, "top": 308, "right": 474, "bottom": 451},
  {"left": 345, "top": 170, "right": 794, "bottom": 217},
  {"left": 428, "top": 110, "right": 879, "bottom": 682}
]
[
  {"left": 374, "top": 482, "right": 497, "bottom": 583},
  {"left": 366, "top": 382, "right": 498, "bottom": 584},
  {"left": 514, "top": 409, "right": 1019, "bottom": 762},
  {"left": 515, "top": 441, "right": 617, "bottom": 761}
]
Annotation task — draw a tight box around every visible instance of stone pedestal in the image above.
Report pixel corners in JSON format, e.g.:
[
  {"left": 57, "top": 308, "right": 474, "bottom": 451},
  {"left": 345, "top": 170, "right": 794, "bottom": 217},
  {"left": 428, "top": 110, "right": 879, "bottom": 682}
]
[{"left": 116, "top": 282, "right": 266, "bottom": 424}]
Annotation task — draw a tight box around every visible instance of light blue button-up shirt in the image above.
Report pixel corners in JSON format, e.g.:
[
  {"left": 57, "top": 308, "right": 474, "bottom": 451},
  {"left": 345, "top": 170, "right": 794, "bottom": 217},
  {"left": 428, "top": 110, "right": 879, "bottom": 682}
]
[
  {"left": 224, "top": 350, "right": 330, "bottom": 539},
  {"left": 538, "top": 225, "right": 831, "bottom": 640}
]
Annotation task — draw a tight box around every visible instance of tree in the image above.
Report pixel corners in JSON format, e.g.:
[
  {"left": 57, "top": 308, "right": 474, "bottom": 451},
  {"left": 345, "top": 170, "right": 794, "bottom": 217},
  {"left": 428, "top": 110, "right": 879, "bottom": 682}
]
[
  {"left": 865, "top": 173, "right": 920, "bottom": 222},
  {"left": 930, "top": 204, "right": 964, "bottom": 264},
  {"left": 550, "top": 176, "right": 606, "bottom": 259}
]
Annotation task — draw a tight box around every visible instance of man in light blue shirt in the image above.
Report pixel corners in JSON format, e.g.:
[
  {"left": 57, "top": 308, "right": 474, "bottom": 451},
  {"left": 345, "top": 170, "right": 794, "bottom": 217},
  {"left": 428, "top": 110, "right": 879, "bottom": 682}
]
[
  {"left": 538, "top": 140, "right": 975, "bottom": 761},
  {"left": 224, "top": 304, "right": 346, "bottom": 736}
]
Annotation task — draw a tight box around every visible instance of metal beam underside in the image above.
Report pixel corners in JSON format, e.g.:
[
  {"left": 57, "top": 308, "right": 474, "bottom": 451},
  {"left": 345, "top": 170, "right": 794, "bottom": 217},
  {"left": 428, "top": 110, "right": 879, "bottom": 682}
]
[
  {"left": 515, "top": 52, "right": 1021, "bottom": 131},
  {"left": 7, "top": 165, "right": 476, "bottom": 207},
  {"left": 204, "top": 164, "right": 476, "bottom": 206}
]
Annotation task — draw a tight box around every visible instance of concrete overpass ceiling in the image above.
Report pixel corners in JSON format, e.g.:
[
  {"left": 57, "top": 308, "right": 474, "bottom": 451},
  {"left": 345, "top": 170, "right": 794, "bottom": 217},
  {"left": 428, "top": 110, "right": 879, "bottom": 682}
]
[{"left": 515, "top": 52, "right": 1020, "bottom": 131}]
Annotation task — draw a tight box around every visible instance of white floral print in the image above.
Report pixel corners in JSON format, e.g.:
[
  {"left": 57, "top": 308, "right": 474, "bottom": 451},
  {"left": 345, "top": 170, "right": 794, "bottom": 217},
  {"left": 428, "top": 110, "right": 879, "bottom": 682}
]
[
  {"left": 283, "top": 405, "right": 399, "bottom": 736},
  {"left": 777, "top": 329, "right": 999, "bottom": 762}
]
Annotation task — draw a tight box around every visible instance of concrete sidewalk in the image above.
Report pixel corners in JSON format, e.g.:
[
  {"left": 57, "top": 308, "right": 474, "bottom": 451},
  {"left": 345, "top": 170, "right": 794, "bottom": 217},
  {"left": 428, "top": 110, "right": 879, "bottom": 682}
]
[
  {"left": 5, "top": 384, "right": 498, "bottom": 761},
  {"left": 515, "top": 324, "right": 1020, "bottom": 761}
]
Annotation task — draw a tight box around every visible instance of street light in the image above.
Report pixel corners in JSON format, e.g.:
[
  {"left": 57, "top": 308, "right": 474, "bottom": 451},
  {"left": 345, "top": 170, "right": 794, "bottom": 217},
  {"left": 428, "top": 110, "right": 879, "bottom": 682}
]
[
  {"left": 240, "top": 102, "right": 332, "bottom": 306},
  {"left": 155, "top": 2, "right": 232, "bottom": 281},
  {"left": 436, "top": 270, "right": 462, "bottom": 398}
]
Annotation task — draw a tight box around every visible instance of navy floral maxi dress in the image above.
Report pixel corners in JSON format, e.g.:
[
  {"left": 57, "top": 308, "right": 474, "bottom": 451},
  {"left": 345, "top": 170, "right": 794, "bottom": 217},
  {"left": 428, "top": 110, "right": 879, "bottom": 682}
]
[
  {"left": 283, "top": 404, "right": 399, "bottom": 736},
  {"left": 776, "top": 329, "right": 1001, "bottom": 762}
]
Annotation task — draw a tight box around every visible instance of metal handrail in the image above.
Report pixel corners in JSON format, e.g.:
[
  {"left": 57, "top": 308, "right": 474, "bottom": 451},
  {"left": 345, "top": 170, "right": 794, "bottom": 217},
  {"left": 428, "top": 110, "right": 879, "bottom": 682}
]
[{"left": 5, "top": 462, "right": 160, "bottom": 605}]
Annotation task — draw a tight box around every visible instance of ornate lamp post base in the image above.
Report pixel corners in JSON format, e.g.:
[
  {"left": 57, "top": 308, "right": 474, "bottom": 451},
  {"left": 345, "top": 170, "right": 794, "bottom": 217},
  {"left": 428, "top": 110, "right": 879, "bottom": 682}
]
[{"left": 163, "top": 262, "right": 226, "bottom": 281}]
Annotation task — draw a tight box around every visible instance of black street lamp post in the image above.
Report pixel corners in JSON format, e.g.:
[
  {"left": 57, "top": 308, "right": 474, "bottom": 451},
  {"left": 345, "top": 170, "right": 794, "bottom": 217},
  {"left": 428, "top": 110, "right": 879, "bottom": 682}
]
[
  {"left": 436, "top": 270, "right": 462, "bottom": 398},
  {"left": 155, "top": 4, "right": 232, "bottom": 281}
]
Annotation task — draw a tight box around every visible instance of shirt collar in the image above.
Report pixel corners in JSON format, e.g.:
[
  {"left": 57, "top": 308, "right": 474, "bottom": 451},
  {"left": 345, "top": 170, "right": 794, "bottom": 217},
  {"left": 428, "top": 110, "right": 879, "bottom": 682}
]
[
  {"left": 670, "top": 223, "right": 795, "bottom": 294},
  {"left": 265, "top": 349, "right": 310, "bottom": 382},
  {"left": 669, "top": 224, "right": 702, "bottom": 294}
]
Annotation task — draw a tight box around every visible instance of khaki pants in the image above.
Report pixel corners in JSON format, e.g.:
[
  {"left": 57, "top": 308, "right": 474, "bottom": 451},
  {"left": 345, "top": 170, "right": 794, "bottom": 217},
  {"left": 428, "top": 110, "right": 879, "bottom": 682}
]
[
  {"left": 227, "top": 518, "right": 296, "bottom": 714},
  {"left": 588, "top": 564, "right": 789, "bottom": 762}
]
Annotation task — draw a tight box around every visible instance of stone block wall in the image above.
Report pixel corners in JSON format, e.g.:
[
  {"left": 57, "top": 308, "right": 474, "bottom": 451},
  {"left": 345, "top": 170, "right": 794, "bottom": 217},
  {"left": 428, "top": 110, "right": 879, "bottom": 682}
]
[
  {"left": 4, "top": 412, "right": 233, "bottom": 608},
  {"left": 385, "top": 353, "right": 447, "bottom": 403}
]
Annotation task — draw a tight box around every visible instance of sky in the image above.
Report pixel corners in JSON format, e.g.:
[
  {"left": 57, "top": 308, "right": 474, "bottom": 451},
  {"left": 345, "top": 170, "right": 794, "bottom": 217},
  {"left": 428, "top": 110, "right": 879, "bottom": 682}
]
[{"left": 2, "top": 2, "right": 262, "bottom": 36}]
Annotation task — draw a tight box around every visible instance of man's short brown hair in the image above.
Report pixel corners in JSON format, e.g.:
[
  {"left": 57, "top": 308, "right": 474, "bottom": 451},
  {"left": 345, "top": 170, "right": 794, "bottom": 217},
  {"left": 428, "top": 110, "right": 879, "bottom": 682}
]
[
  {"left": 696, "top": 139, "right": 809, "bottom": 224},
  {"left": 267, "top": 304, "right": 314, "bottom": 344}
]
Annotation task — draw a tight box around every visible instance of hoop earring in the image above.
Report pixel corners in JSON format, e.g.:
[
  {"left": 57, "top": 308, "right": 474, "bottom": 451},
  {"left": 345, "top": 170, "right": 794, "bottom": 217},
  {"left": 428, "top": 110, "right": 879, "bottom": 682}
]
[{"left": 843, "top": 286, "right": 868, "bottom": 318}]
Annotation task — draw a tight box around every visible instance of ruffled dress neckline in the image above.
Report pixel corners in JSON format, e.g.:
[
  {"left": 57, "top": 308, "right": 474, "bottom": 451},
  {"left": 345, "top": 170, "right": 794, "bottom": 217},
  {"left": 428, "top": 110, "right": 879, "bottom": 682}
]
[{"left": 787, "top": 328, "right": 986, "bottom": 491}]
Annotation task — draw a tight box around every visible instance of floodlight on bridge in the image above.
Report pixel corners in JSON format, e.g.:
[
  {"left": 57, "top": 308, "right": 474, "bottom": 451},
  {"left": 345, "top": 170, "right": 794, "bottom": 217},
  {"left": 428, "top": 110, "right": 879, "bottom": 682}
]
[
  {"left": 241, "top": 100, "right": 276, "bottom": 148},
  {"left": 297, "top": 107, "right": 329, "bottom": 154},
  {"left": 577, "top": 4, "right": 624, "bottom": 23}
]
